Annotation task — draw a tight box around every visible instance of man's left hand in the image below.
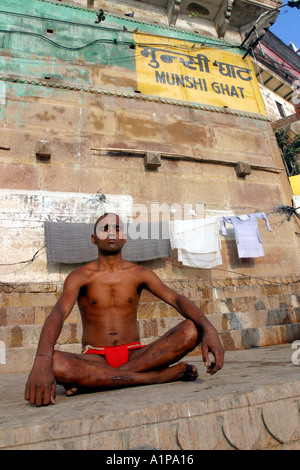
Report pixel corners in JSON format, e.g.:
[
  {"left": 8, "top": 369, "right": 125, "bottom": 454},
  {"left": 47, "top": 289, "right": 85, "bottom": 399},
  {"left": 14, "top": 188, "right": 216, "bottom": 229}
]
[{"left": 201, "top": 327, "right": 224, "bottom": 375}]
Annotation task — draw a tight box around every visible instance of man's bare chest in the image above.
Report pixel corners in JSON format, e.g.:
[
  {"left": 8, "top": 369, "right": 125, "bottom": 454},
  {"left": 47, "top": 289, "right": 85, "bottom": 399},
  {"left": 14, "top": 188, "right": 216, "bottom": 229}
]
[{"left": 78, "top": 275, "right": 141, "bottom": 310}]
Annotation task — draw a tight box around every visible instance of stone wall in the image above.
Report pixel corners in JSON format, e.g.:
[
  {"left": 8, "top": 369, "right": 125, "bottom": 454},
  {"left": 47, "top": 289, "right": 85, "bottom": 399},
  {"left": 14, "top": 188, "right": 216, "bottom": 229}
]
[
  {"left": 1, "top": 277, "right": 299, "bottom": 374},
  {"left": 1, "top": 0, "right": 298, "bottom": 284},
  {"left": 0, "top": 189, "right": 132, "bottom": 283},
  {"left": 0, "top": 85, "right": 299, "bottom": 282}
]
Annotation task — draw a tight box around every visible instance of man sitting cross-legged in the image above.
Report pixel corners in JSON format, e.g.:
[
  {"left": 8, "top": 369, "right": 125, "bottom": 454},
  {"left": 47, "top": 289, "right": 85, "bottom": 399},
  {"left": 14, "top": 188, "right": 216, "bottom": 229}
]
[{"left": 25, "top": 213, "right": 224, "bottom": 407}]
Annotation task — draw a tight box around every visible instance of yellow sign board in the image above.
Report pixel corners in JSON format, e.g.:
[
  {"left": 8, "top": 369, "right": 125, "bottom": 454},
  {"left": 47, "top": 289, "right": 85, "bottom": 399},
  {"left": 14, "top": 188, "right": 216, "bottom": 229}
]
[
  {"left": 290, "top": 175, "right": 300, "bottom": 195},
  {"left": 134, "top": 34, "right": 267, "bottom": 116}
]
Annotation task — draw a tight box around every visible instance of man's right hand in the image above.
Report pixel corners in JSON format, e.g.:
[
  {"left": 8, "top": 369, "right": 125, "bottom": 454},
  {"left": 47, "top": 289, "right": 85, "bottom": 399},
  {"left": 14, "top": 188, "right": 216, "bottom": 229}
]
[{"left": 25, "top": 359, "right": 56, "bottom": 407}]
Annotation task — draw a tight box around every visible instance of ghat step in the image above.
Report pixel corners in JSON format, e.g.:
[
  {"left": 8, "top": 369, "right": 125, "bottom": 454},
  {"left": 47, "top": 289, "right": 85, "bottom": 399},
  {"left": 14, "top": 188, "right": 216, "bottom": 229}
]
[
  {"left": 1, "top": 345, "right": 300, "bottom": 450},
  {"left": 0, "top": 279, "right": 299, "bottom": 374}
]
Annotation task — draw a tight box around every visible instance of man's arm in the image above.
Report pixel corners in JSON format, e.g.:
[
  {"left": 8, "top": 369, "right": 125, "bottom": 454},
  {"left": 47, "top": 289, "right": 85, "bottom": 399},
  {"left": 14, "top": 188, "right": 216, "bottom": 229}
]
[
  {"left": 24, "top": 272, "right": 82, "bottom": 406},
  {"left": 141, "top": 268, "right": 224, "bottom": 374}
]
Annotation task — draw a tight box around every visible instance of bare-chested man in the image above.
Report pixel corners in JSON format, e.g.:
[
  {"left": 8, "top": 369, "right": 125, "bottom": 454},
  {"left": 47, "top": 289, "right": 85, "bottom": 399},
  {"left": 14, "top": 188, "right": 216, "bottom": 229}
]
[{"left": 25, "top": 213, "right": 224, "bottom": 407}]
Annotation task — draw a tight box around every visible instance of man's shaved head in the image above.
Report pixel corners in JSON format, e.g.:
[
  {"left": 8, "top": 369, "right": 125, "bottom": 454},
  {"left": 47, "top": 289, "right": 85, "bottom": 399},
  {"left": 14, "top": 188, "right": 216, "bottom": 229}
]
[{"left": 94, "top": 213, "right": 124, "bottom": 235}]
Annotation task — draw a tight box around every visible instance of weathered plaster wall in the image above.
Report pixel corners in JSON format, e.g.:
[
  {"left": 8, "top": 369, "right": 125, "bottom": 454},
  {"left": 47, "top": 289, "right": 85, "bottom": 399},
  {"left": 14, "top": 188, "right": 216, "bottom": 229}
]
[
  {"left": 0, "top": 81, "right": 298, "bottom": 282},
  {"left": 1, "top": 1, "right": 296, "bottom": 283},
  {"left": 0, "top": 189, "right": 132, "bottom": 283}
]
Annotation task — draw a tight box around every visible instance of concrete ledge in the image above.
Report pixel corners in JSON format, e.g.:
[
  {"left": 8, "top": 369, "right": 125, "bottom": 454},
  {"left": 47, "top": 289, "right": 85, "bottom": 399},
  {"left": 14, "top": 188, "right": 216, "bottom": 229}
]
[{"left": 0, "top": 344, "right": 299, "bottom": 450}]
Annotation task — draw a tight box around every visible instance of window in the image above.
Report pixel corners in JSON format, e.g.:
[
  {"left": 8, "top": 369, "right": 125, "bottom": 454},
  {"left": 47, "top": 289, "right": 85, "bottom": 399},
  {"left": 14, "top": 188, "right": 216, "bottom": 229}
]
[
  {"left": 276, "top": 101, "right": 286, "bottom": 118},
  {"left": 187, "top": 3, "right": 209, "bottom": 16}
]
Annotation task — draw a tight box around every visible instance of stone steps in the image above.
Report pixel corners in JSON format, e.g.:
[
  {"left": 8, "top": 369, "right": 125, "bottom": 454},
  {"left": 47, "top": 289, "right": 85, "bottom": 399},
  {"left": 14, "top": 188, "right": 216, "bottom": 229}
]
[
  {"left": 1, "top": 278, "right": 299, "bottom": 374},
  {"left": 1, "top": 304, "right": 299, "bottom": 346},
  {"left": 1, "top": 317, "right": 300, "bottom": 375},
  {"left": 2, "top": 321, "right": 300, "bottom": 375}
]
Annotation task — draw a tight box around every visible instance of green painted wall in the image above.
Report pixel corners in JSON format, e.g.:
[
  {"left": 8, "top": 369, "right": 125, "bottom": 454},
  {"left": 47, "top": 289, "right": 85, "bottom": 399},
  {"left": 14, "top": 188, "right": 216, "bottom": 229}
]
[{"left": 0, "top": 0, "right": 240, "bottom": 83}]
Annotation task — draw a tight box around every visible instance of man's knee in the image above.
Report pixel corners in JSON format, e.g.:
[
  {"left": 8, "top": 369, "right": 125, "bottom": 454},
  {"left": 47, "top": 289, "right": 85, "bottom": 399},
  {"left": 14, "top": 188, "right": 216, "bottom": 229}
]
[
  {"left": 52, "top": 350, "right": 63, "bottom": 375},
  {"left": 52, "top": 350, "right": 74, "bottom": 379},
  {"left": 181, "top": 319, "right": 201, "bottom": 347}
]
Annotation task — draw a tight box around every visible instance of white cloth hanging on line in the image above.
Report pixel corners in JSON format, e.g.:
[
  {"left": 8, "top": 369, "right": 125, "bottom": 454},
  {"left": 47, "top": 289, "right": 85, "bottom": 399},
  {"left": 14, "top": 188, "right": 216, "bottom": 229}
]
[
  {"left": 170, "top": 218, "right": 223, "bottom": 268},
  {"left": 177, "top": 249, "right": 223, "bottom": 268},
  {"left": 220, "top": 212, "right": 271, "bottom": 259}
]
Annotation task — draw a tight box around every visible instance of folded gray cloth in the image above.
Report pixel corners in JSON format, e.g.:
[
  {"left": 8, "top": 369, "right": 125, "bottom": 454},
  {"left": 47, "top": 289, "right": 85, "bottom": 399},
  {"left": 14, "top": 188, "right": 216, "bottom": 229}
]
[
  {"left": 44, "top": 221, "right": 171, "bottom": 264},
  {"left": 123, "top": 221, "right": 171, "bottom": 261}
]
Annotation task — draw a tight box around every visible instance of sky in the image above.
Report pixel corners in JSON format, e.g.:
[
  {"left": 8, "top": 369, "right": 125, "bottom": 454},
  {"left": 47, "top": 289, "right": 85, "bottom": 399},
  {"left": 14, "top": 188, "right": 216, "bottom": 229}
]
[{"left": 269, "top": 4, "right": 300, "bottom": 48}]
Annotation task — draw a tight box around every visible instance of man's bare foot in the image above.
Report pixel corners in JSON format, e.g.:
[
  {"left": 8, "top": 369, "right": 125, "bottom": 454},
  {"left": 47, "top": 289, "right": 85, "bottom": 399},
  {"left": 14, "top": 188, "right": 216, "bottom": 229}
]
[
  {"left": 65, "top": 387, "right": 78, "bottom": 397},
  {"left": 161, "top": 362, "right": 198, "bottom": 383},
  {"left": 183, "top": 363, "right": 198, "bottom": 381},
  {"left": 138, "top": 362, "right": 198, "bottom": 385}
]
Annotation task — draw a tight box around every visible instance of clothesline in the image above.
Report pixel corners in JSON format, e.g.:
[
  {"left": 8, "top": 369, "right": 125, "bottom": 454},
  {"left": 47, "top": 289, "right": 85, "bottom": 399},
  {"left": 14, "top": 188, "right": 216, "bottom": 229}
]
[
  {"left": 1, "top": 206, "right": 299, "bottom": 275},
  {"left": 169, "top": 212, "right": 272, "bottom": 269},
  {"left": 42, "top": 211, "right": 272, "bottom": 268}
]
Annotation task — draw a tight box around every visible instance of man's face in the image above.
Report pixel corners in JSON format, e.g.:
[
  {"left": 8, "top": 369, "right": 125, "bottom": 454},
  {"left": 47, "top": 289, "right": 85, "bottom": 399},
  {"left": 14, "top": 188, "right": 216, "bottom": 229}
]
[{"left": 92, "top": 214, "right": 126, "bottom": 253}]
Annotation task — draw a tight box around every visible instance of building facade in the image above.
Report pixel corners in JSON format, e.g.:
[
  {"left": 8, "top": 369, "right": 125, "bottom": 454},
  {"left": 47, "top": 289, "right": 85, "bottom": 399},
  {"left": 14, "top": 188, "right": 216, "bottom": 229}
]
[
  {"left": 0, "top": 0, "right": 299, "bottom": 373},
  {"left": 252, "top": 31, "right": 300, "bottom": 121}
]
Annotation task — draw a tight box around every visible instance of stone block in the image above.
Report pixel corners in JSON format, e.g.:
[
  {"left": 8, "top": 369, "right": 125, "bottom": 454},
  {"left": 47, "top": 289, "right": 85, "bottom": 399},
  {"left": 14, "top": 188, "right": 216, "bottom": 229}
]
[
  {"left": 0, "top": 307, "right": 35, "bottom": 326},
  {"left": 56, "top": 323, "right": 82, "bottom": 345},
  {"left": 177, "top": 414, "right": 231, "bottom": 450},
  {"left": 212, "top": 122, "right": 270, "bottom": 155},
  {"left": 128, "top": 421, "right": 177, "bottom": 450},
  {"left": 262, "top": 400, "right": 300, "bottom": 445},
  {"left": 0, "top": 163, "right": 39, "bottom": 190},
  {"left": 235, "top": 161, "right": 251, "bottom": 177},
  {"left": 138, "top": 302, "right": 177, "bottom": 319},
  {"left": 228, "top": 180, "right": 282, "bottom": 207},
  {"left": 34, "top": 306, "right": 52, "bottom": 325},
  {"left": 4, "top": 293, "right": 58, "bottom": 309},
  {"left": 9, "top": 326, "right": 23, "bottom": 348},
  {"left": 36, "top": 140, "right": 51, "bottom": 161},
  {"left": 221, "top": 407, "right": 272, "bottom": 450},
  {"left": 144, "top": 151, "right": 161, "bottom": 170}
]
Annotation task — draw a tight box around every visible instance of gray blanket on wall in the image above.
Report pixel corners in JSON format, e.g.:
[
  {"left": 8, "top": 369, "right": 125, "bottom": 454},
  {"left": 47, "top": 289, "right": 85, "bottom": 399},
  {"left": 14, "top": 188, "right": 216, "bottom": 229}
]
[{"left": 44, "top": 221, "right": 171, "bottom": 264}]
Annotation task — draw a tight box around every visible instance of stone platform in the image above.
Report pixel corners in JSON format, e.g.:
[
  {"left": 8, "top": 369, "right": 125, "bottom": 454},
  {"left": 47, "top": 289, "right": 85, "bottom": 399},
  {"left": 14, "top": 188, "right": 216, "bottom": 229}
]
[{"left": 0, "top": 344, "right": 300, "bottom": 450}]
